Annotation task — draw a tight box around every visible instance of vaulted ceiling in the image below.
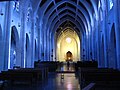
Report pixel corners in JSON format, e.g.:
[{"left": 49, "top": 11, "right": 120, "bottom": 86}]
[{"left": 31, "top": 0, "right": 99, "bottom": 36}]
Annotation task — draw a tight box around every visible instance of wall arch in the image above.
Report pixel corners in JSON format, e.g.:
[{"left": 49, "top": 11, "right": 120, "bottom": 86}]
[
  {"left": 10, "top": 26, "right": 19, "bottom": 69},
  {"left": 99, "top": 36, "right": 105, "bottom": 67},
  {"left": 109, "top": 24, "right": 117, "bottom": 69},
  {"left": 34, "top": 39, "right": 38, "bottom": 61},
  {"left": 25, "top": 33, "right": 30, "bottom": 67}
]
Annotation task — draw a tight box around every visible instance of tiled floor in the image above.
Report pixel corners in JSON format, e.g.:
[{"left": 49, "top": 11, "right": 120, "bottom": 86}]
[{"left": 3, "top": 63, "right": 81, "bottom": 90}]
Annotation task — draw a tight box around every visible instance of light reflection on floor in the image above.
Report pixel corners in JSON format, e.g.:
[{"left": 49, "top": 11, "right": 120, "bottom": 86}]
[{"left": 43, "top": 73, "right": 81, "bottom": 90}]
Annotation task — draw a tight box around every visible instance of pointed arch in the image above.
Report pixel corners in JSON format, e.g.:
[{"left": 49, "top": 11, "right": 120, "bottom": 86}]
[
  {"left": 34, "top": 39, "right": 38, "bottom": 61},
  {"left": 109, "top": 23, "right": 117, "bottom": 69},
  {"left": 10, "top": 26, "right": 19, "bottom": 69},
  {"left": 99, "top": 35, "right": 105, "bottom": 67},
  {"left": 25, "top": 33, "right": 30, "bottom": 67}
]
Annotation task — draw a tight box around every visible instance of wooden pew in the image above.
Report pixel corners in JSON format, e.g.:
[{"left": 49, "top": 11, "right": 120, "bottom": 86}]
[
  {"left": 8, "top": 68, "right": 43, "bottom": 81},
  {"left": 0, "top": 71, "right": 34, "bottom": 85},
  {"left": 78, "top": 68, "right": 120, "bottom": 89},
  {"left": 75, "top": 61, "right": 98, "bottom": 71},
  {"left": 0, "top": 68, "right": 47, "bottom": 85},
  {"left": 34, "top": 61, "right": 60, "bottom": 72}
]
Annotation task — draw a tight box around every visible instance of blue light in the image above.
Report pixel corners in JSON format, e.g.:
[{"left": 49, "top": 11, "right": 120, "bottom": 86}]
[{"left": 109, "top": 0, "right": 113, "bottom": 9}]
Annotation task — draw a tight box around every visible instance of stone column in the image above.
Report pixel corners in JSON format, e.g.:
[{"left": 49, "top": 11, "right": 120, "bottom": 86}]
[
  {"left": 19, "top": 4, "right": 25, "bottom": 68},
  {"left": 102, "top": 1, "right": 108, "bottom": 68},
  {"left": 3, "top": 2, "right": 11, "bottom": 70},
  {"left": 30, "top": 16, "right": 35, "bottom": 67}
]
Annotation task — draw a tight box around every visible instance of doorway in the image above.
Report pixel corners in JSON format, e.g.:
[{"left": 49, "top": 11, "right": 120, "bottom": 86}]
[{"left": 66, "top": 51, "right": 73, "bottom": 61}]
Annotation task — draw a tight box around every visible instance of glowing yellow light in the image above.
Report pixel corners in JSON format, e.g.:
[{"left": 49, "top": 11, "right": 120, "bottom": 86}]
[
  {"left": 66, "top": 37, "right": 71, "bottom": 43},
  {"left": 57, "top": 44, "right": 60, "bottom": 48}
]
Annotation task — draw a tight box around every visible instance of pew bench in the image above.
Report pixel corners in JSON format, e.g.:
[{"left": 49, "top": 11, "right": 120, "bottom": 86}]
[
  {"left": 78, "top": 68, "right": 120, "bottom": 89},
  {"left": 0, "top": 71, "right": 34, "bottom": 85},
  {"left": 8, "top": 68, "right": 45, "bottom": 81}
]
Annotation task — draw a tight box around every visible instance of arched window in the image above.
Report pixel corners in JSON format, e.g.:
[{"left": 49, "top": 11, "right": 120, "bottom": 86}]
[
  {"left": 13, "top": 1, "right": 20, "bottom": 12},
  {"left": 98, "top": 0, "right": 103, "bottom": 21},
  {"left": 98, "top": 0, "right": 101, "bottom": 9},
  {"left": 27, "top": 7, "right": 30, "bottom": 22},
  {"left": 109, "top": 0, "right": 113, "bottom": 10}
]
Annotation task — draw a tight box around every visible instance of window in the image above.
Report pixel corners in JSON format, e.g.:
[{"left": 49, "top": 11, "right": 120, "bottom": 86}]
[
  {"left": 98, "top": 0, "right": 101, "bottom": 9},
  {"left": 13, "top": 1, "right": 19, "bottom": 12},
  {"left": 109, "top": 0, "right": 113, "bottom": 10},
  {"left": 26, "top": 7, "right": 31, "bottom": 22}
]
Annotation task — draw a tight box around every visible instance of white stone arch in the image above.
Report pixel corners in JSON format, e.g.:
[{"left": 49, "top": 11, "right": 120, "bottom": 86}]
[
  {"left": 109, "top": 23, "right": 117, "bottom": 69},
  {"left": 10, "top": 26, "right": 19, "bottom": 69}
]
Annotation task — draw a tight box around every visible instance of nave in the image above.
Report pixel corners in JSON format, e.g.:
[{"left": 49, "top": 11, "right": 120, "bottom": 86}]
[{"left": 1, "top": 0, "right": 120, "bottom": 90}]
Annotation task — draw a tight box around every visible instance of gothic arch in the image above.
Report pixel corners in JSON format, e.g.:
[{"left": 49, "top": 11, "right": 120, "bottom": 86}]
[
  {"left": 100, "top": 36, "right": 105, "bottom": 67},
  {"left": 10, "top": 26, "right": 19, "bottom": 68},
  {"left": 34, "top": 39, "right": 38, "bottom": 61},
  {"left": 25, "top": 33, "right": 30, "bottom": 67},
  {"left": 109, "top": 23, "right": 117, "bottom": 69}
]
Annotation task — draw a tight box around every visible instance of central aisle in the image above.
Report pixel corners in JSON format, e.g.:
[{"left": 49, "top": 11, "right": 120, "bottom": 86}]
[
  {"left": 40, "top": 73, "right": 80, "bottom": 90},
  {"left": 39, "top": 62, "right": 81, "bottom": 90}
]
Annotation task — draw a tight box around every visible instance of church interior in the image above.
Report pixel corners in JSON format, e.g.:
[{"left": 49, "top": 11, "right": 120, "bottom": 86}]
[{"left": 0, "top": 0, "right": 120, "bottom": 90}]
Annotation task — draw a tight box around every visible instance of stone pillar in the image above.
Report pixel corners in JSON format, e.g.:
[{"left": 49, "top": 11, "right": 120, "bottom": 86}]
[
  {"left": 102, "top": 1, "right": 108, "bottom": 68},
  {"left": 43, "top": 25, "right": 47, "bottom": 61},
  {"left": 30, "top": 16, "right": 35, "bottom": 67},
  {"left": 97, "top": 21, "right": 101, "bottom": 68},
  {"left": 3, "top": 2, "right": 11, "bottom": 70},
  {"left": 19, "top": 5, "right": 25, "bottom": 68}
]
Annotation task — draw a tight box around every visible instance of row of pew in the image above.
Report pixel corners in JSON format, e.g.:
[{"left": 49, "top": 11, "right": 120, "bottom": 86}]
[
  {"left": 34, "top": 61, "right": 60, "bottom": 72},
  {"left": 0, "top": 68, "right": 47, "bottom": 85},
  {"left": 75, "top": 61, "right": 120, "bottom": 89},
  {"left": 75, "top": 61, "right": 98, "bottom": 71},
  {"left": 78, "top": 67, "right": 120, "bottom": 89},
  {"left": 75, "top": 61, "right": 120, "bottom": 90},
  {"left": 0, "top": 61, "right": 60, "bottom": 89}
]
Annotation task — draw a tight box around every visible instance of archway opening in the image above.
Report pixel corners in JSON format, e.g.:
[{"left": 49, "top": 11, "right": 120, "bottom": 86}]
[
  {"left": 56, "top": 28, "right": 80, "bottom": 62},
  {"left": 66, "top": 51, "right": 73, "bottom": 62},
  {"left": 99, "top": 36, "right": 105, "bottom": 67},
  {"left": 34, "top": 39, "right": 38, "bottom": 61},
  {"left": 10, "top": 26, "right": 19, "bottom": 69},
  {"left": 109, "top": 24, "right": 117, "bottom": 69},
  {"left": 25, "top": 33, "right": 30, "bottom": 67}
]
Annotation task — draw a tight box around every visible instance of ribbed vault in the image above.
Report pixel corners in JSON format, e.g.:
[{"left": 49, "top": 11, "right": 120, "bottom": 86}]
[
  {"left": 35, "top": 0, "right": 98, "bottom": 35},
  {"left": 30, "top": 0, "right": 99, "bottom": 61}
]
